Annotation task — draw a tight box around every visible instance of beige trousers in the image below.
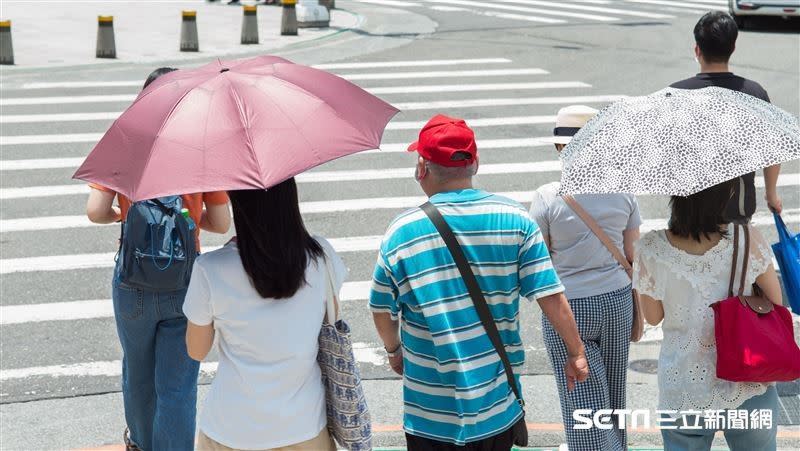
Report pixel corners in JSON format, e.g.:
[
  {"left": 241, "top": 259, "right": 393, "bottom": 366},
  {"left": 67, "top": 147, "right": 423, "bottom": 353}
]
[{"left": 196, "top": 427, "right": 336, "bottom": 451}]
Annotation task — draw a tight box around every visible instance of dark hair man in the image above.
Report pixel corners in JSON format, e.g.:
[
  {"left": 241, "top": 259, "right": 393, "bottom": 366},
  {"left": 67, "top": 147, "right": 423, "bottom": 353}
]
[{"left": 671, "top": 11, "right": 782, "bottom": 221}]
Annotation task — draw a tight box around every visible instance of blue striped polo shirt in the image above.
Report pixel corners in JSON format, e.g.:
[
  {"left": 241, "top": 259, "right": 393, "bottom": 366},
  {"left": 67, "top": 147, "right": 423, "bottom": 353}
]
[{"left": 369, "top": 189, "right": 564, "bottom": 445}]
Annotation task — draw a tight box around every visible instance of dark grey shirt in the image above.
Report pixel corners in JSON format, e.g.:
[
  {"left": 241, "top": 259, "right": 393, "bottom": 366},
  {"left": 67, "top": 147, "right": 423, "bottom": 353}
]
[{"left": 671, "top": 72, "right": 771, "bottom": 221}]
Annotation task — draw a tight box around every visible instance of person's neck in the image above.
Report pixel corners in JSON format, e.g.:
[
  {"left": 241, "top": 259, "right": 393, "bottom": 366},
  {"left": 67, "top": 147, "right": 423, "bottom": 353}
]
[
  {"left": 425, "top": 180, "right": 474, "bottom": 198},
  {"left": 699, "top": 62, "right": 730, "bottom": 74}
]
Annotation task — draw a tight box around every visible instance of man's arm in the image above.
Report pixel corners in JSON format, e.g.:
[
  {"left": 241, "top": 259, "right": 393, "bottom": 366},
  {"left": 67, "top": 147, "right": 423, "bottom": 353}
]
[
  {"left": 537, "top": 292, "right": 589, "bottom": 390},
  {"left": 764, "top": 164, "right": 782, "bottom": 214},
  {"left": 372, "top": 312, "right": 402, "bottom": 375}
]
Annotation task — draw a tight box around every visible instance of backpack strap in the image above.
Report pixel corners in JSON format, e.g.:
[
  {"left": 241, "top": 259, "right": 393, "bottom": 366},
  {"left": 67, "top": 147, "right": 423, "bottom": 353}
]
[
  {"left": 150, "top": 198, "right": 175, "bottom": 216},
  {"left": 420, "top": 202, "right": 524, "bottom": 410}
]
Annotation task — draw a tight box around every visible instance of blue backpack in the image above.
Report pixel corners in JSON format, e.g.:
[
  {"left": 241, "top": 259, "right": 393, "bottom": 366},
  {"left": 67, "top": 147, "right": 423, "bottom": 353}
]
[{"left": 118, "top": 196, "right": 197, "bottom": 291}]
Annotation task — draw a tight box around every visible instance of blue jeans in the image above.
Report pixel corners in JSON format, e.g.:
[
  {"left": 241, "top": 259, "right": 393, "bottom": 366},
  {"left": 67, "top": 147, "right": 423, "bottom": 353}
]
[
  {"left": 661, "top": 385, "right": 778, "bottom": 451},
  {"left": 113, "top": 272, "right": 199, "bottom": 451}
]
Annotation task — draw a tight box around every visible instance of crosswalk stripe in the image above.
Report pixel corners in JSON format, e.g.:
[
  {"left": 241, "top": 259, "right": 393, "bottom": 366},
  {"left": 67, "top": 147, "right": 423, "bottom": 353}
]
[
  {"left": 0, "top": 342, "right": 390, "bottom": 379},
  {"left": 313, "top": 57, "right": 512, "bottom": 70},
  {"left": 0, "top": 281, "right": 374, "bottom": 326},
  {"left": 427, "top": 0, "right": 621, "bottom": 22},
  {"left": 0, "top": 84, "right": 588, "bottom": 124},
  {"left": 351, "top": 0, "right": 422, "bottom": 7},
  {"left": 0, "top": 161, "right": 564, "bottom": 216},
  {"left": 1, "top": 133, "right": 103, "bottom": 146},
  {"left": 2, "top": 166, "right": 797, "bottom": 203},
  {"left": 622, "top": 0, "right": 709, "bottom": 12},
  {"left": 394, "top": 94, "right": 626, "bottom": 110},
  {"left": 0, "top": 81, "right": 590, "bottom": 112},
  {"left": 1, "top": 195, "right": 797, "bottom": 274},
  {"left": 493, "top": 0, "right": 675, "bottom": 19},
  {"left": 477, "top": 10, "right": 567, "bottom": 24},
  {"left": 2, "top": 210, "right": 796, "bottom": 324},
  {"left": 12, "top": 59, "right": 515, "bottom": 90},
  {"left": 369, "top": 81, "right": 589, "bottom": 94},
  {"left": 0, "top": 95, "right": 136, "bottom": 106},
  {"left": 0, "top": 112, "right": 120, "bottom": 124},
  {"left": 341, "top": 68, "right": 549, "bottom": 80}
]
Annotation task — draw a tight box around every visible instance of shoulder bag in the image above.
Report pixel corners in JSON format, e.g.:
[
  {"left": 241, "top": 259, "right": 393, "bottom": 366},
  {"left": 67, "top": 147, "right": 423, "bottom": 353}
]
[
  {"left": 711, "top": 224, "right": 800, "bottom": 382},
  {"left": 562, "top": 195, "right": 644, "bottom": 342},
  {"left": 317, "top": 255, "right": 373, "bottom": 451},
  {"left": 421, "top": 202, "right": 528, "bottom": 447}
]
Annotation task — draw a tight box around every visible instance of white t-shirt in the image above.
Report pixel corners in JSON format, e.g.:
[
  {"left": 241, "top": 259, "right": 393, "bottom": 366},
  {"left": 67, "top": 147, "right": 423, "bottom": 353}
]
[{"left": 183, "top": 237, "right": 347, "bottom": 450}]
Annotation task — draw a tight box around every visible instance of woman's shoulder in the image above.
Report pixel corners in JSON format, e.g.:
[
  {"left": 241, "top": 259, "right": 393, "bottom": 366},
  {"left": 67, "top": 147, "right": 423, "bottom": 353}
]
[
  {"left": 195, "top": 241, "right": 239, "bottom": 267},
  {"left": 636, "top": 230, "right": 668, "bottom": 255}
]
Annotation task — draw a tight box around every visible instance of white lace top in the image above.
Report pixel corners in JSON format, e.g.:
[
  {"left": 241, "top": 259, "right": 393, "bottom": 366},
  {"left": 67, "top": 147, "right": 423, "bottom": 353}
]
[{"left": 632, "top": 228, "right": 775, "bottom": 415}]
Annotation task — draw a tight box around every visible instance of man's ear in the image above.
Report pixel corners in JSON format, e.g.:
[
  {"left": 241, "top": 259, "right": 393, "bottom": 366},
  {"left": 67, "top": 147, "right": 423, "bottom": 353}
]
[
  {"left": 694, "top": 44, "right": 702, "bottom": 61},
  {"left": 416, "top": 156, "right": 427, "bottom": 180}
]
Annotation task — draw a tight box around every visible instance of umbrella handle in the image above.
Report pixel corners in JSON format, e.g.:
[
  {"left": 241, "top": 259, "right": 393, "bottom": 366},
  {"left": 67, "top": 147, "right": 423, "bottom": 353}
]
[{"left": 774, "top": 212, "right": 793, "bottom": 244}]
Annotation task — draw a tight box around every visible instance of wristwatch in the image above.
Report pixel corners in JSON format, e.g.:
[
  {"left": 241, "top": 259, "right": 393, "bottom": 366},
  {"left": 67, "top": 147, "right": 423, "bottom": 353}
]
[{"left": 385, "top": 343, "right": 402, "bottom": 358}]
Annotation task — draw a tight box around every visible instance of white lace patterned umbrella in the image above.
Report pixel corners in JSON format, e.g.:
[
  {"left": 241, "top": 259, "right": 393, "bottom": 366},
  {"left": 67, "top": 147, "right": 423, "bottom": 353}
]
[{"left": 558, "top": 86, "right": 800, "bottom": 196}]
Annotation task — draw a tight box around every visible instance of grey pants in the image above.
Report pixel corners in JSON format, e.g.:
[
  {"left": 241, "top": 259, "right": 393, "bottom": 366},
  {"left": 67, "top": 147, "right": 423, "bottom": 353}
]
[{"left": 542, "top": 284, "right": 634, "bottom": 451}]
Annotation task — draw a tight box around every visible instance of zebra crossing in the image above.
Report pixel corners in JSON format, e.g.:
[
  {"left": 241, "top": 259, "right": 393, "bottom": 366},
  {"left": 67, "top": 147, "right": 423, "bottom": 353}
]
[
  {"left": 353, "top": 0, "right": 731, "bottom": 24},
  {"left": 1, "top": 53, "right": 798, "bottom": 408}
]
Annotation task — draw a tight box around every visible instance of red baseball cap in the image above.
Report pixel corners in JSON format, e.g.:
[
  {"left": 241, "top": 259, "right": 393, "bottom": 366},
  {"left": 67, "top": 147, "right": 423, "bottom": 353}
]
[{"left": 407, "top": 114, "right": 478, "bottom": 167}]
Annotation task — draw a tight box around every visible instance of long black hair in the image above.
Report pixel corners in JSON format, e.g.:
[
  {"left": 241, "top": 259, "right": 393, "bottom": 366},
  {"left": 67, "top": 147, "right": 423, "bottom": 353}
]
[
  {"left": 668, "top": 179, "right": 737, "bottom": 243},
  {"left": 143, "top": 67, "right": 177, "bottom": 89},
  {"left": 228, "top": 179, "right": 324, "bottom": 299}
]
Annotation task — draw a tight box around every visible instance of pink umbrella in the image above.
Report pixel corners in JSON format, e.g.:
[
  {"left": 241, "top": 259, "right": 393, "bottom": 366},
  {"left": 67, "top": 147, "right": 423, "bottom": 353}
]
[{"left": 73, "top": 55, "right": 399, "bottom": 201}]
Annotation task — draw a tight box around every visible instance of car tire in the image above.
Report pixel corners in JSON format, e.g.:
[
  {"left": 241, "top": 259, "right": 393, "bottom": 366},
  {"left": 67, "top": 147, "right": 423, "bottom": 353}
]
[{"left": 731, "top": 10, "right": 746, "bottom": 29}]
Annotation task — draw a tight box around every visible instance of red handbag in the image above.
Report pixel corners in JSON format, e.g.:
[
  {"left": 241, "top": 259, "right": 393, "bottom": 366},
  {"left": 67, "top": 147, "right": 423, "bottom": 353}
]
[{"left": 711, "top": 224, "right": 800, "bottom": 382}]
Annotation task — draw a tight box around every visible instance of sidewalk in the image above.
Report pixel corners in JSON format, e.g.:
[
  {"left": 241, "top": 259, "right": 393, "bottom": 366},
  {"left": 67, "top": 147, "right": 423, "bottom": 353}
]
[
  {"left": 2, "top": 374, "right": 798, "bottom": 450},
  {"left": 1, "top": 1, "right": 360, "bottom": 68}
]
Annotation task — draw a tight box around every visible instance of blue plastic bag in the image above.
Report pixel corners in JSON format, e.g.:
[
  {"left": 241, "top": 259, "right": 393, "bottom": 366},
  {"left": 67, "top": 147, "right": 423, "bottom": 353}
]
[{"left": 772, "top": 212, "right": 800, "bottom": 315}]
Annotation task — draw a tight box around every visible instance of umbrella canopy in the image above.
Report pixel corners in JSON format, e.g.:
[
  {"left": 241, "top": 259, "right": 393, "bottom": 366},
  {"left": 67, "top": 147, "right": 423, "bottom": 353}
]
[
  {"left": 558, "top": 86, "right": 800, "bottom": 197},
  {"left": 73, "top": 55, "right": 399, "bottom": 201}
]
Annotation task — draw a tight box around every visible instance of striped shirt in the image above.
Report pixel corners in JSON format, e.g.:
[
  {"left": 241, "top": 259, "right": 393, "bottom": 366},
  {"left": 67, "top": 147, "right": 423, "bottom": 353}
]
[{"left": 369, "top": 189, "right": 564, "bottom": 445}]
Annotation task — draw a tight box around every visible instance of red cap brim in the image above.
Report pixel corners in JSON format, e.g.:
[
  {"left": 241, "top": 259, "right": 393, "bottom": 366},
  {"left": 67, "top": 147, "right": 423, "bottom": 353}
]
[{"left": 407, "top": 141, "right": 419, "bottom": 152}]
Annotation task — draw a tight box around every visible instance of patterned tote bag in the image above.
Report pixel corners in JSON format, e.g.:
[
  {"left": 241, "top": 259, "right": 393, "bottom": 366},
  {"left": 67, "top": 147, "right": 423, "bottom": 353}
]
[{"left": 317, "top": 255, "right": 372, "bottom": 450}]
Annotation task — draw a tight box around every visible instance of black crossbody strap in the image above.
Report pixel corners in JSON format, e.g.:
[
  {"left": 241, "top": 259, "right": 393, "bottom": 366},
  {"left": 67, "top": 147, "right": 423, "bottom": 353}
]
[{"left": 420, "top": 202, "right": 524, "bottom": 408}]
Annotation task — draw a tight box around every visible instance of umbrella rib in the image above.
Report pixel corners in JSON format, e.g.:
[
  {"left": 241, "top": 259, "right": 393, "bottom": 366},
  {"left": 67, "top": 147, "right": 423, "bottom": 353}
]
[
  {"left": 134, "top": 85, "right": 201, "bottom": 200},
  {"left": 225, "top": 79, "right": 263, "bottom": 184}
]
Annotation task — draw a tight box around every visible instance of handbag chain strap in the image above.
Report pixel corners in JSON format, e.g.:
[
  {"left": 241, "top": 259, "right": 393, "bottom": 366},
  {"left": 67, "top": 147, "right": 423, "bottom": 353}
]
[{"left": 420, "top": 202, "right": 524, "bottom": 409}]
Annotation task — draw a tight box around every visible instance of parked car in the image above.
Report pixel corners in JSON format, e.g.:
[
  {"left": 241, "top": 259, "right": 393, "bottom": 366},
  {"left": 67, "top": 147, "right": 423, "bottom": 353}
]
[{"left": 729, "top": 0, "right": 800, "bottom": 28}]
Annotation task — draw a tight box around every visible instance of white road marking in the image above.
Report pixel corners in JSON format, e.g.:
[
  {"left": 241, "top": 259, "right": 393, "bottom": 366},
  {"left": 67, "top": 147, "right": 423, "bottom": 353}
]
[
  {"left": 476, "top": 11, "right": 567, "bottom": 24},
  {"left": 0, "top": 161, "right": 564, "bottom": 214},
  {"left": 0, "top": 340, "right": 391, "bottom": 380},
  {"left": 0, "top": 95, "right": 137, "bottom": 106},
  {"left": 0, "top": 112, "right": 120, "bottom": 124},
  {"left": 341, "top": 68, "right": 549, "bottom": 80},
  {"left": 427, "top": 0, "right": 621, "bottom": 21},
  {"left": 313, "top": 57, "right": 512, "bottom": 70},
  {"left": 494, "top": 0, "right": 675, "bottom": 19},
  {"left": 2, "top": 209, "right": 796, "bottom": 325},
  {"left": 0, "top": 281, "right": 374, "bottom": 325},
  {"left": 395, "top": 94, "right": 627, "bottom": 110},
  {"left": 0, "top": 83, "right": 587, "bottom": 125},
  {"left": 1, "top": 133, "right": 104, "bottom": 146},
  {"left": 1, "top": 157, "right": 88, "bottom": 171},
  {"left": 351, "top": 0, "right": 421, "bottom": 7},
  {"left": 369, "top": 81, "right": 589, "bottom": 94},
  {"left": 1, "top": 200, "right": 797, "bottom": 274},
  {"left": 621, "top": 0, "right": 708, "bottom": 12}
]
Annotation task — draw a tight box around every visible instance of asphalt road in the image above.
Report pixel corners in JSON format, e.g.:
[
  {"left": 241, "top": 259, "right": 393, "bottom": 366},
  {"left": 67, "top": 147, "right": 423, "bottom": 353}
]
[{"left": 1, "top": 0, "right": 799, "bottom": 447}]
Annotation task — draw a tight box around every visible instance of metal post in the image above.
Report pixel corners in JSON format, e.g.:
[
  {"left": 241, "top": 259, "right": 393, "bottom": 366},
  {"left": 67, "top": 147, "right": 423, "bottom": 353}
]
[
  {"left": 281, "top": 0, "right": 298, "bottom": 36},
  {"left": 180, "top": 10, "right": 199, "bottom": 52},
  {"left": 96, "top": 16, "right": 116, "bottom": 59},
  {"left": 241, "top": 5, "right": 259, "bottom": 44},
  {"left": 0, "top": 21, "right": 13, "bottom": 65}
]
